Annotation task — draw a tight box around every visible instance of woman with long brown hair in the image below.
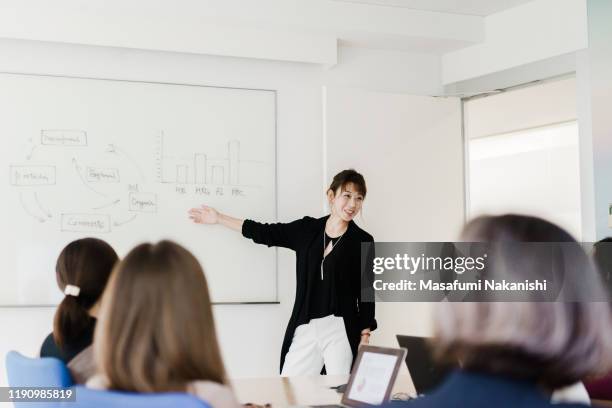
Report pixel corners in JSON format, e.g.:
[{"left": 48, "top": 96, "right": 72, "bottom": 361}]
[{"left": 90, "top": 240, "right": 238, "bottom": 407}]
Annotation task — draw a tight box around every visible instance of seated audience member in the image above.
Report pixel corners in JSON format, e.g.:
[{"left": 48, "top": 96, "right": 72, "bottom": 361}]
[
  {"left": 40, "top": 238, "right": 118, "bottom": 383},
  {"left": 89, "top": 240, "right": 239, "bottom": 408},
  {"left": 391, "top": 215, "right": 612, "bottom": 408},
  {"left": 593, "top": 238, "right": 612, "bottom": 281},
  {"left": 584, "top": 238, "right": 612, "bottom": 401}
]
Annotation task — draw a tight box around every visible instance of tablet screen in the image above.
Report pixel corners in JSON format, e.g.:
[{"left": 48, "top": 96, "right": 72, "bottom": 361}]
[{"left": 345, "top": 351, "right": 399, "bottom": 405}]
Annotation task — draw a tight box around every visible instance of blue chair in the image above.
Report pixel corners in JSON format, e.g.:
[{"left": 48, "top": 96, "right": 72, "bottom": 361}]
[
  {"left": 60, "top": 385, "right": 211, "bottom": 408},
  {"left": 5, "top": 351, "right": 73, "bottom": 387},
  {"left": 5, "top": 351, "right": 73, "bottom": 408}
]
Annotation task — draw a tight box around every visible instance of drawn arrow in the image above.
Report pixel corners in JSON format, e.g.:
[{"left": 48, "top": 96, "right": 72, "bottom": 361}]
[
  {"left": 19, "top": 192, "right": 45, "bottom": 223},
  {"left": 113, "top": 214, "right": 137, "bottom": 227},
  {"left": 72, "top": 157, "right": 107, "bottom": 197},
  {"left": 26, "top": 145, "right": 38, "bottom": 161},
  {"left": 106, "top": 143, "right": 146, "bottom": 182},
  {"left": 34, "top": 192, "right": 52, "bottom": 218},
  {"left": 92, "top": 198, "right": 121, "bottom": 210}
]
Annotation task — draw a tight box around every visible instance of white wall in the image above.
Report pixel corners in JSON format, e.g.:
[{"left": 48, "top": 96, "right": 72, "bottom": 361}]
[
  {"left": 442, "top": 0, "right": 588, "bottom": 85},
  {"left": 0, "top": 38, "right": 444, "bottom": 386},
  {"left": 323, "top": 86, "right": 464, "bottom": 379},
  {"left": 576, "top": 0, "right": 612, "bottom": 240}
]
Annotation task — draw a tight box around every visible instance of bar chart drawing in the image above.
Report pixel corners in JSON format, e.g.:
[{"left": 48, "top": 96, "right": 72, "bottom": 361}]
[{"left": 156, "top": 132, "right": 263, "bottom": 187}]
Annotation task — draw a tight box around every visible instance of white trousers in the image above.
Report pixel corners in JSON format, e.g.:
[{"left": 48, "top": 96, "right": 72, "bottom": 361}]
[{"left": 281, "top": 315, "right": 353, "bottom": 376}]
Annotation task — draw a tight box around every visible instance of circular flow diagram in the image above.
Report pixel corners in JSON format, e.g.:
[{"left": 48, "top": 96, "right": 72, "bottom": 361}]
[{"left": 9, "top": 129, "right": 157, "bottom": 234}]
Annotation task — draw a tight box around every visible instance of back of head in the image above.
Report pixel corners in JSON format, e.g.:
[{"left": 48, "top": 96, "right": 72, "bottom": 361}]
[
  {"left": 593, "top": 237, "right": 612, "bottom": 282},
  {"left": 54, "top": 238, "right": 118, "bottom": 348},
  {"left": 95, "top": 240, "right": 226, "bottom": 393},
  {"left": 434, "top": 214, "right": 612, "bottom": 388}
]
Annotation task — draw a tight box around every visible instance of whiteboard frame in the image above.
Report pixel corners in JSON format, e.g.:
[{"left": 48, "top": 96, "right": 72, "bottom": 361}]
[{"left": 0, "top": 70, "right": 280, "bottom": 306}]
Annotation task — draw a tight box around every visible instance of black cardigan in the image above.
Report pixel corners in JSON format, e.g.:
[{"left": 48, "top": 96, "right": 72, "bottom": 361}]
[{"left": 242, "top": 215, "right": 377, "bottom": 373}]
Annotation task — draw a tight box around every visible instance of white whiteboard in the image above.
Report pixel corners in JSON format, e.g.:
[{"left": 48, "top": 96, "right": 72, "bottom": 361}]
[{"left": 0, "top": 73, "right": 277, "bottom": 305}]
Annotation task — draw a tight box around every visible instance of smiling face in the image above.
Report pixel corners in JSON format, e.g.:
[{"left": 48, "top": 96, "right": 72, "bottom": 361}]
[{"left": 328, "top": 182, "right": 364, "bottom": 222}]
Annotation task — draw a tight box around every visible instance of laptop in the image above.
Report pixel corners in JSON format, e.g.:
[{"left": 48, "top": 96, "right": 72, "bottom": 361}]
[
  {"left": 314, "top": 345, "right": 406, "bottom": 407},
  {"left": 396, "top": 335, "right": 457, "bottom": 395}
]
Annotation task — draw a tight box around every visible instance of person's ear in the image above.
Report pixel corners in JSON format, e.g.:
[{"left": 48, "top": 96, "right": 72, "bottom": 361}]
[{"left": 326, "top": 189, "right": 334, "bottom": 204}]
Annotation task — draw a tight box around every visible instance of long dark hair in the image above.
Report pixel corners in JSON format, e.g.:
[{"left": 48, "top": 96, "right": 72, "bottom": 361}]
[{"left": 53, "top": 238, "right": 118, "bottom": 348}]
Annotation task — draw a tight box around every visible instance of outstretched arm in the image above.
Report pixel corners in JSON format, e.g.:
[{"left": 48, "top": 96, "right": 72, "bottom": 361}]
[
  {"left": 189, "top": 205, "right": 307, "bottom": 250},
  {"left": 188, "top": 205, "right": 244, "bottom": 233}
]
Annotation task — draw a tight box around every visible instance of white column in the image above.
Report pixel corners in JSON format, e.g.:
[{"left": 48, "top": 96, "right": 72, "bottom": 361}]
[{"left": 576, "top": 0, "right": 612, "bottom": 240}]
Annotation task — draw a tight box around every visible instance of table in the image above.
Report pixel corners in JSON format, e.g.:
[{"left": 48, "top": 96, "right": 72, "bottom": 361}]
[{"left": 230, "top": 374, "right": 415, "bottom": 407}]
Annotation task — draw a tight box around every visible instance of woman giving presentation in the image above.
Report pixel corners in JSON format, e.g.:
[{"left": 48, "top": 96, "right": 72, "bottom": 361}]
[{"left": 188, "top": 169, "right": 376, "bottom": 376}]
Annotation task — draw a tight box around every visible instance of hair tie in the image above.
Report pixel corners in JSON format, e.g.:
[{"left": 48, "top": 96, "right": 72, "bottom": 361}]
[{"left": 64, "top": 284, "right": 81, "bottom": 297}]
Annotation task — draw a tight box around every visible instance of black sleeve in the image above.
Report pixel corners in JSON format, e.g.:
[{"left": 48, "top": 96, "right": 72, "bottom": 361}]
[
  {"left": 359, "top": 237, "right": 377, "bottom": 331},
  {"left": 242, "top": 217, "right": 308, "bottom": 251}
]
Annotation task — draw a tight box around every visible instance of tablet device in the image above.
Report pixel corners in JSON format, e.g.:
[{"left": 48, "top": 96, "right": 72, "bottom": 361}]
[{"left": 340, "top": 345, "right": 406, "bottom": 407}]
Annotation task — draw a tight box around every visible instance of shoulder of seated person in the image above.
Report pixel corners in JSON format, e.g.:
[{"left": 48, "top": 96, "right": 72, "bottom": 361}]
[
  {"left": 85, "top": 373, "right": 109, "bottom": 389},
  {"left": 187, "top": 381, "right": 240, "bottom": 407},
  {"left": 41, "top": 332, "right": 54, "bottom": 345},
  {"left": 40, "top": 333, "right": 58, "bottom": 354},
  {"left": 187, "top": 380, "right": 231, "bottom": 395},
  {"left": 551, "top": 381, "right": 590, "bottom": 406},
  {"left": 85, "top": 376, "right": 239, "bottom": 407}
]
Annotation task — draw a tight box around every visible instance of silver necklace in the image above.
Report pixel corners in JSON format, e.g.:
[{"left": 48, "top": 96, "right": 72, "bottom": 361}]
[{"left": 320, "top": 230, "right": 345, "bottom": 280}]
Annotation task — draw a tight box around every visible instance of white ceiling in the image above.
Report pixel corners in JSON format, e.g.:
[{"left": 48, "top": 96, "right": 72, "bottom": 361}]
[{"left": 331, "top": 0, "right": 535, "bottom": 16}]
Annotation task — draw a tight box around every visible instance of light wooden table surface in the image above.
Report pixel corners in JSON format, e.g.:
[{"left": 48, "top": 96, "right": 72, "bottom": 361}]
[{"left": 230, "top": 374, "right": 415, "bottom": 407}]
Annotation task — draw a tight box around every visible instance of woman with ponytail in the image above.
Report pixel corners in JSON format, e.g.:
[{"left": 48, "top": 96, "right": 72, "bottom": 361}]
[{"left": 40, "top": 238, "right": 118, "bottom": 383}]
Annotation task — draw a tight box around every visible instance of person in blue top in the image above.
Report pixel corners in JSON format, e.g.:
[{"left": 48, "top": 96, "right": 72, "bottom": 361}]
[{"left": 389, "top": 214, "right": 612, "bottom": 408}]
